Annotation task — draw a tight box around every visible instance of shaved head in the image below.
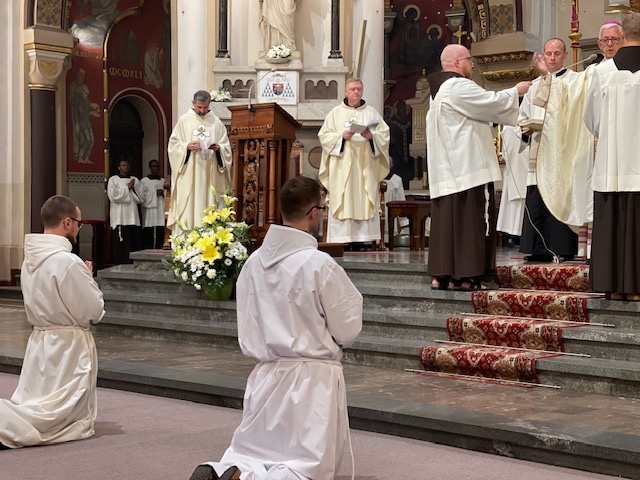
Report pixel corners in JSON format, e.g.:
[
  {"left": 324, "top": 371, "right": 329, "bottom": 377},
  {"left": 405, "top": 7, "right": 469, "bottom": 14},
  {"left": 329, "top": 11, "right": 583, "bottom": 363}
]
[{"left": 440, "top": 44, "right": 474, "bottom": 78}]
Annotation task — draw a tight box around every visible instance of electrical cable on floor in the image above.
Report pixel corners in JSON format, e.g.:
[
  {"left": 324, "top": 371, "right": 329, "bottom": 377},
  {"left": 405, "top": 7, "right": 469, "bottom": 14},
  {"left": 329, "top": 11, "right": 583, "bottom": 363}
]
[{"left": 504, "top": 127, "right": 560, "bottom": 264}]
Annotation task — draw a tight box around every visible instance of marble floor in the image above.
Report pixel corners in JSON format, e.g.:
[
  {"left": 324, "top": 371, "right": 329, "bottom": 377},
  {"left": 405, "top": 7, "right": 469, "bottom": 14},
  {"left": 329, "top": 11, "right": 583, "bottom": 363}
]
[{"left": 0, "top": 296, "right": 637, "bottom": 438}]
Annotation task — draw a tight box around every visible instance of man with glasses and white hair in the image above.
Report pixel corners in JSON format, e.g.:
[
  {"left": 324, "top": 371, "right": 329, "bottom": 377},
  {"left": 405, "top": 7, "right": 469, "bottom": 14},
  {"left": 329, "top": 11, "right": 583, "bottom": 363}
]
[
  {"left": 426, "top": 44, "right": 530, "bottom": 291},
  {"left": 597, "top": 20, "right": 625, "bottom": 62},
  {"left": 585, "top": 12, "right": 640, "bottom": 301},
  {"left": 0, "top": 195, "right": 105, "bottom": 449},
  {"left": 532, "top": 23, "right": 625, "bottom": 262}
]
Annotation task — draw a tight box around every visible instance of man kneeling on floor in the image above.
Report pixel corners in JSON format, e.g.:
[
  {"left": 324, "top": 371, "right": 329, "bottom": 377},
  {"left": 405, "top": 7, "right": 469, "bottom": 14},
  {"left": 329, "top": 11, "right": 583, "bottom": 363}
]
[
  {"left": 0, "top": 195, "right": 105, "bottom": 449},
  {"left": 188, "top": 176, "right": 363, "bottom": 480}
]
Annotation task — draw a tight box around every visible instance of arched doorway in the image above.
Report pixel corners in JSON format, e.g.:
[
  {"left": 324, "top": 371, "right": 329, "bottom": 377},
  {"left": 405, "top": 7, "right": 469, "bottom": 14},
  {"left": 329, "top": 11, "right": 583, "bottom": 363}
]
[{"left": 109, "top": 99, "right": 144, "bottom": 179}]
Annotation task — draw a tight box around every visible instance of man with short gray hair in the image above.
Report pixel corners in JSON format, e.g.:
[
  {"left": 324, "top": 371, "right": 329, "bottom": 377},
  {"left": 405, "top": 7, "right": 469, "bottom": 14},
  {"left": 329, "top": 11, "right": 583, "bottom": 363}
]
[{"left": 167, "top": 90, "right": 232, "bottom": 234}]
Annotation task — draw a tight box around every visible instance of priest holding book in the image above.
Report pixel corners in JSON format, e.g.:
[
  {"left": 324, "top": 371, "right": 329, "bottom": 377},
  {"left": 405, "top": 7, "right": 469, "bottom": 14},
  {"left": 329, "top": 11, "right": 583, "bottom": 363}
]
[{"left": 318, "top": 78, "right": 390, "bottom": 246}]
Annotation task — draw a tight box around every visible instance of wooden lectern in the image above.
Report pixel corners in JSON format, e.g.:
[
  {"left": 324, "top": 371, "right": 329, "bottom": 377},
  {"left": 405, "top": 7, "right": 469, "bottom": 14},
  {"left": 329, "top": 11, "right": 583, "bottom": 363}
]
[{"left": 228, "top": 102, "right": 301, "bottom": 245}]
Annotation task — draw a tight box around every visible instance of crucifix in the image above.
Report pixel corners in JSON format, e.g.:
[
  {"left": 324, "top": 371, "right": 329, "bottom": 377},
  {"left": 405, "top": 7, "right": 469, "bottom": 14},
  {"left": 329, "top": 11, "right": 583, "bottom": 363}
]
[{"left": 453, "top": 25, "right": 467, "bottom": 44}]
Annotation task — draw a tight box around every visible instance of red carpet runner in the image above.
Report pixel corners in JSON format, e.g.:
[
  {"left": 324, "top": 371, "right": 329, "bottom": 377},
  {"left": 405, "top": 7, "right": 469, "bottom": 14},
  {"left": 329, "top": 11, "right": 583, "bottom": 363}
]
[
  {"left": 419, "top": 263, "right": 593, "bottom": 384},
  {"left": 471, "top": 290, "right": 590, "bottom": 323},
  {"left": 446, "top": 315, "right": 584, "bottom": 351},
  {"left": 494, "top": 264, "right": 590, "bottom": 292},
  {"left": 419, "top": 344, "right": 560, "bottom": 383}
]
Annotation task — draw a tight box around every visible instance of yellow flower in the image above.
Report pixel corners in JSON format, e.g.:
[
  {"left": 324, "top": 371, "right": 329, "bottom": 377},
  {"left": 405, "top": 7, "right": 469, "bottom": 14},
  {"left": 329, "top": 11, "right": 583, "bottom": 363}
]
[
  {"left": 186, "top": 230, "right": 200, "bottom": 245},
  {"left": 202, "top": 211, "right": 220, "bottom": 225},
  {"left": 195, "top": 235, "right": 222, "bottom": 263},
  {"left": 222, "top": 193, "right": 238, "bottom": 207},
  {"left": 216, "top": 208, "right": 234, "bottom": 222},
  {"left": 215, "top": 226, "right": 234, "bottom": 245}
]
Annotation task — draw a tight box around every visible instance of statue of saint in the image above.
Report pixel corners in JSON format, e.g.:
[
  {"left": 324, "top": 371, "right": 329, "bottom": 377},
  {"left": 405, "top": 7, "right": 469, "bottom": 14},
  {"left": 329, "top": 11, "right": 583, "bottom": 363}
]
[{"left": 259, "top": 0, "right": 300, "bottom": 51}]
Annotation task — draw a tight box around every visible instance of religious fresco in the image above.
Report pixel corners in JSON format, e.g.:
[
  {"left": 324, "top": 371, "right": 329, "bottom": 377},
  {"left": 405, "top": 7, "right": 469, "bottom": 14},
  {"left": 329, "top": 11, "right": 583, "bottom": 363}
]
[
  {"left": 386, "top": 0, "right": 468, "bottom": 183},
  {"left": 65, "top": 0, "right": 172, "bottom": 175}
]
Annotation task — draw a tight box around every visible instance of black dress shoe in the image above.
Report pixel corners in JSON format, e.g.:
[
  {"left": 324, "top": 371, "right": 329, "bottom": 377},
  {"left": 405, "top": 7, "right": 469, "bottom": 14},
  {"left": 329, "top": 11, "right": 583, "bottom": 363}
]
[
  {"left": 189, "top": 465, "right": 216, "bottom": 480},
  {"left": 189, "top": 465, "right": 241, "bottom": 480}
]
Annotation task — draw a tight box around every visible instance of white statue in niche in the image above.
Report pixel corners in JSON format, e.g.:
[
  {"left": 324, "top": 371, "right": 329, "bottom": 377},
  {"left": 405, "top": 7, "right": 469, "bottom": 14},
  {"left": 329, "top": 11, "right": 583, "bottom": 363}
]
[{"left": 259, "top": 0, "right": 300, "bottom": 51}]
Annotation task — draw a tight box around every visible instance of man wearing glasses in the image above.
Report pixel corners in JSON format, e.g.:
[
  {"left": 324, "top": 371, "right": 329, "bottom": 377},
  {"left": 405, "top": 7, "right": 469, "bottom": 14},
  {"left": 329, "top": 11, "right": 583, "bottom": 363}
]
[
  {"left": 190, "top": 176, "right": 362, "bottom": 480},
  {"left": 318, "top": 78, "right": 390, "bottom": 249},
  {"left": 585, "top": 12, "right": 640, "bottom": 301},
  {"left": 426, "top": 44, "right": 530, "bottom": 291},
  {"left": 532, "top": 22, "right": 624, "bottom": 262},
  {"left": 0, "top": 195, "right": 105, "bottom": 449}
]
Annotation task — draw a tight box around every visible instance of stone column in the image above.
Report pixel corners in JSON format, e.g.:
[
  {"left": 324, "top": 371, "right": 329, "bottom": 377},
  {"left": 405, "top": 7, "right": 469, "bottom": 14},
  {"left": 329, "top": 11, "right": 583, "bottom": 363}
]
[
  {"left": 173, "top": 0, "right": 209, "bottom": 121},
  {"left": 329, "top": 0, "right": 342, "bottom": 58},
  {"left": 217, "top": 0, "right": 229, "bottom": 58},
  {"left": 24, "top": 41, "right": 73, "bottom": 233}
]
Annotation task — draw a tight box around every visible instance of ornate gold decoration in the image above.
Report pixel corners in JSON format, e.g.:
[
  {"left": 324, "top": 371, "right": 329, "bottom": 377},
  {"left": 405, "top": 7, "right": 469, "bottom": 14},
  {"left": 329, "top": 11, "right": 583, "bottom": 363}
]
[
  {"left": 38, "top": 60, "right": 60, "bottom": 77},
  {"left": 482, "top": 67, "right": 537, "bottom": 83},
  {"left": 475, "top": 52, "right": 531, "bottom": 64}
]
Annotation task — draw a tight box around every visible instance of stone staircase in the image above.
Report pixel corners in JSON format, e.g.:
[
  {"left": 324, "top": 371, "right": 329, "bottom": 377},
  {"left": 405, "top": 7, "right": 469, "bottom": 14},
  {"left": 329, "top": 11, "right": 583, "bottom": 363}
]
[{"left": 96, "top": 251, "right": 640, "bottom": 399}]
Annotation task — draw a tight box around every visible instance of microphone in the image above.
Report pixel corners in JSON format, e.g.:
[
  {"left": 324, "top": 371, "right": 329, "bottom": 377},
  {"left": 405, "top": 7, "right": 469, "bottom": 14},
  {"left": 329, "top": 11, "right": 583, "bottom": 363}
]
[{"left": 248, "top": 68, "right": 276, "bottom": 111}]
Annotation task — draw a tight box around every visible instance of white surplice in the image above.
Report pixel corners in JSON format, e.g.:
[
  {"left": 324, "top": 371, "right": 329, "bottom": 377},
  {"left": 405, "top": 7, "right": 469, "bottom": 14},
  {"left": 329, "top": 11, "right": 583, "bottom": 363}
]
[
  {"left": 107, "top": 175, "right": 142, "bottom": 228},
  {"left": 0, "top": 234, "right": 105, "bottom": 448},
  {"left": 426, "top": 77, "right": 519, "bottom": 199},
  {"left": 203, "top": 225, "right": 363, "bottom": 480},
  {"left": 384, "top": 173, "right": 409, "bottom": 236},
  {"left": 139, "top": 176, "right": 166, "bottom": 228},
  {"left": 497, "top": 126, "right": 528, "bottom": 236},
  {"left": 584, "top": 59, "right": 640, "bottom": 193}
]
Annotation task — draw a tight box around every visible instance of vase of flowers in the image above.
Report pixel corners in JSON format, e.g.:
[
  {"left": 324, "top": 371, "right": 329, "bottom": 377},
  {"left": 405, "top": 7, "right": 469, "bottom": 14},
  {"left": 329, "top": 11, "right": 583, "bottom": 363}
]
[
  {"left": 168, "top": 190, "right": 251, "bottom": 301},
  {"left": 210, "top": 86, "right": 233, "bottom": 102},
  {"left": 265, "top": 44, "right": 292, "bottom": 64}
]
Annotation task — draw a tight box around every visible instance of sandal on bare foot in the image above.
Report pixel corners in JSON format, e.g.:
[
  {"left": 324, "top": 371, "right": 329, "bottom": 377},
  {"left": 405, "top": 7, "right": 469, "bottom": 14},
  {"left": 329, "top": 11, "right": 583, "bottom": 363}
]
[
  {"left": 452, "top": 277, "right": 489, "bottom": 291},
  {"left": 431, "top": 276, "right": 451, "bottom": 290}
]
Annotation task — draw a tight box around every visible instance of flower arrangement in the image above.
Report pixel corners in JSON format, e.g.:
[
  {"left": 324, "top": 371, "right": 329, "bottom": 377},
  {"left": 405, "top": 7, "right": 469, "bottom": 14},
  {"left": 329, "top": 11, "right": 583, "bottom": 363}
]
[
  {"left": 210, "top": 86, "right": 233, "bottom": 102},
  {"left": 168, "top": 190, "right": 251, "bottom": 300},
  {"left": 266, "top": 44, "right": 292, "bottom": 59}
]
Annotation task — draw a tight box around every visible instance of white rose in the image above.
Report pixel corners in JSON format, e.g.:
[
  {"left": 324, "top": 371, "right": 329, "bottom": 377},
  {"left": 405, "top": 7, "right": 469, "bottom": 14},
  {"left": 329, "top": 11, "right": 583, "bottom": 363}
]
[{"left": 181, "top": 271, "right": 188, "bottom": 281}]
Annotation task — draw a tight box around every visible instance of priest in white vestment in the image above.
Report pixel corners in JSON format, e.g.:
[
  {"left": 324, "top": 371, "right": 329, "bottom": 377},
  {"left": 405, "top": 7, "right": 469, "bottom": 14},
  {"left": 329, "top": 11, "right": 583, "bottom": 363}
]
[
  {"left": 318, "top": 78, "right": 390, "bottom": 245},
  {"left": 426, "top": 44, "right": 530, "bottom": 291},
  {"left": 140, "top": 159, "right": 166, "bottom": 249},
  {"left": 190, "top": 176, "right": 363, "bottom": 480},
  {"left": 0, "top": 195, "right": 105, "bottom": 449},
  {"left": 167, "top": 90, "right": 232, "bottom": 235},
  {"left": 534, "top": 22, "right": 625, "bottom": 259},
  {"left": 518, "top": 38, "right": 578, "bottom": 262},
  {"left": 584, "top": 13, "right": 640, "bottom": 300}
]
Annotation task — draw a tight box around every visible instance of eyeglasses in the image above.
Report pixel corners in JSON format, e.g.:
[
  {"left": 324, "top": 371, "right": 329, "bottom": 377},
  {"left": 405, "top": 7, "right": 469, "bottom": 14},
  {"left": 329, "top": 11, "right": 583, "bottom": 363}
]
[
  {"left": 598, "top": 37, "right": 621, "bottom": 45},
  {"left": 68, "top": 217, "right": 83, "bottom": 229},
  {"left": 457, "top": 56, "right": 474, "bottom": 64},
  {"left": 305, "top": 205, "right": 327, "bottom": 216}
]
